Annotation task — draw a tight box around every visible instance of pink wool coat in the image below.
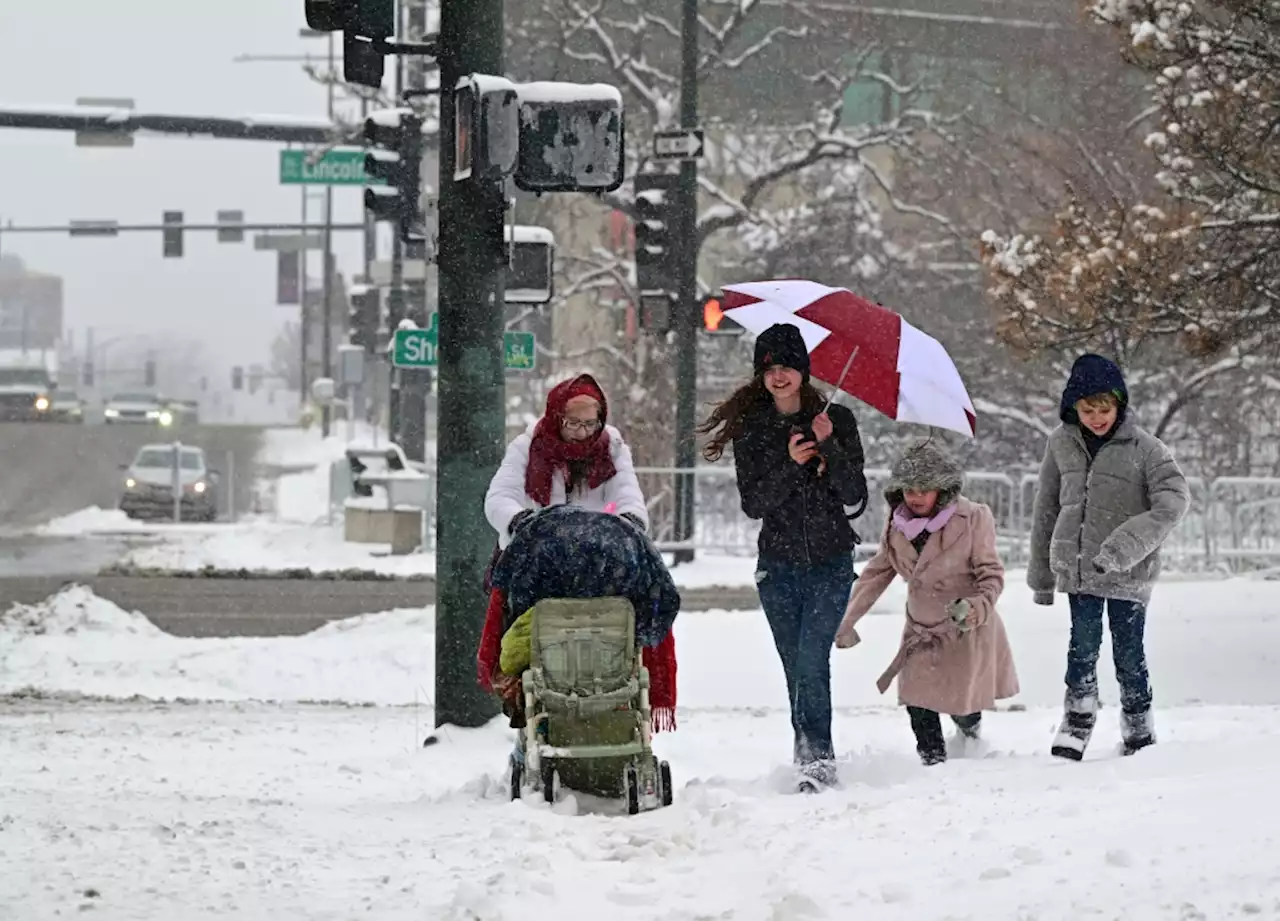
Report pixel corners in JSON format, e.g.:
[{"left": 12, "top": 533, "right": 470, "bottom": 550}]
[{"left": 839, "top": 497, "right": 1020, "bottom": 715}]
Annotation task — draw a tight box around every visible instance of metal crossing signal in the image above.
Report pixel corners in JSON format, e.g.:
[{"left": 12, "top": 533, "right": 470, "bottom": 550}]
[
  {"left": 633, "top": 172, "right": 677, "bottom": 298},
  {"left": 514, "top": 84, "right": 625, "bottom": 194},
  {"left": 364, "top": 107, "right": 424, "bottom": 244},
  {"left": 702, "top": 295, "right": 743, "bottom": 335},
  {"left": 348, "top": 285, "right": 380, "bottom": 351}
]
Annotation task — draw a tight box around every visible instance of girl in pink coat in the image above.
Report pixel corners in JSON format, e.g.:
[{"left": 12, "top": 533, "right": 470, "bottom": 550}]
[{"left": 836, "top": 440, "right": 1019, "bottom": 765}]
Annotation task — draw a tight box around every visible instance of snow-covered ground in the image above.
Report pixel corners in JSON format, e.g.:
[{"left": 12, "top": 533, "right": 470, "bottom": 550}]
[{"left": 3, "top": 579, "right": 1280, "bottom": 918}]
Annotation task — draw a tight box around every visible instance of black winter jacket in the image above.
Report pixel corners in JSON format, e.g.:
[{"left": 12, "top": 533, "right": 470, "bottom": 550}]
[{"left": 732, "top": 401, "right": 868, "bottom": 564}]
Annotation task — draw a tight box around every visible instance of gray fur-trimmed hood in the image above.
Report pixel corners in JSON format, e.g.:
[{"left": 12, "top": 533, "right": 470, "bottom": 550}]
[{"left": 884, "top": 439, "right": 965, "bottom": 508}]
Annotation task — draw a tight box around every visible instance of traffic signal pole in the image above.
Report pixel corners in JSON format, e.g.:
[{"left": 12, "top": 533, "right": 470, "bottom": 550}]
[
  {"left": 672, "top": 0, "right": 700, "bottom": 565},
  {"left": 397, "top": 0, "right": 432, "bottom": 465},
  {"left": 434, "top": 0, "right": 504, "bottom": 728}
]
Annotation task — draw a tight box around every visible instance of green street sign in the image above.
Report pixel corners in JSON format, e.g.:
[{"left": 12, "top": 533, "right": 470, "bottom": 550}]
[
  {"left": 393, "top": 314, "right": 537, "bottom": 372},
  {"left": 279, "top": 148, "right": 381, "bottom": 185}
]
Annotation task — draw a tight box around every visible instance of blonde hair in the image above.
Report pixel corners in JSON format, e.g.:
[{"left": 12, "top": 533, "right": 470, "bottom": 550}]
[{"left": 1077, "top": 391, "right": 1119, "bottom": 410}]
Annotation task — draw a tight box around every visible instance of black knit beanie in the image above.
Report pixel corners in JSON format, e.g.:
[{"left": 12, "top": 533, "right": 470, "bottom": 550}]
[{"left": 753, "top": 323, "right": 810, "bottom": 381}]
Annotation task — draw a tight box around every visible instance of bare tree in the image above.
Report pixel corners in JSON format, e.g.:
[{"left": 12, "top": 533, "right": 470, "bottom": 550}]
[
  {"left": 978, "top": 0, "right": 1280, "bottom": 468},
  {"left": 504, "top": 0, "right": 944, "bottom": 474}
]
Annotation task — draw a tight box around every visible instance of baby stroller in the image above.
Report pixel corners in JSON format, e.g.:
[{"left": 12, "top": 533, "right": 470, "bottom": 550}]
[{"left": 509, "top": 596, "right": 672, "bottom": 814}]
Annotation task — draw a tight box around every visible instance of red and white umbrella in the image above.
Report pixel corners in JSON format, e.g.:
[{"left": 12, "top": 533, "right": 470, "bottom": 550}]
[{"left": 721, "top": 279, "right": 977, "bottom": 437}]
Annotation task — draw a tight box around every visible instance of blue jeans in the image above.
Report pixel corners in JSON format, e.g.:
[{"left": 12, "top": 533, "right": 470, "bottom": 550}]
[
  {"left": 1065, "top": 593, "right": 1152, "bottom": 714},
  {"left": 756, "top": 553, "right": 856, "bottom": 764}
]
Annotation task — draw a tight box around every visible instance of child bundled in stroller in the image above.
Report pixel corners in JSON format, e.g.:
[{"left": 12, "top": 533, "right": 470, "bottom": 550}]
[{"left": 476, "top": 505, "right": 681, "bottom": 813}]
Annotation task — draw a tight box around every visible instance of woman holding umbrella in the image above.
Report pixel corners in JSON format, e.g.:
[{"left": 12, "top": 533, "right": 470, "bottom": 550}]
[{"left": 698, "top": 322, "right": 868, "bottom": 793}]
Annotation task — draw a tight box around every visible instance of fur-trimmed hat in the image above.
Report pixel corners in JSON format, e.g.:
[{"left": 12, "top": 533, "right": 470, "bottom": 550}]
[{"left": 883, "top": 439, "right": 965, "bottom": 508}]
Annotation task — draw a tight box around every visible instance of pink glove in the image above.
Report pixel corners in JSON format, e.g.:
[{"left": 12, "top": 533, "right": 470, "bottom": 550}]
[{"left": 603, "top": 502, "right": 618, "bottom": 514}]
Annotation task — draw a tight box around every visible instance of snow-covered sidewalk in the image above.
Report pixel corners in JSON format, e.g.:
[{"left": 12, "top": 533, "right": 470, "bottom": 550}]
[
  {"left": 4, "top": 579, "right": 1280, "bottom": 917},
  {"left": 5, "top": 699, "right": 1278, "bottom": 920}
]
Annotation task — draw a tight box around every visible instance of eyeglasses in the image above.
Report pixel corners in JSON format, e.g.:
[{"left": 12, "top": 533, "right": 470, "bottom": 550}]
[{"left": 562, "top": 418, "right": 602, "bottom": 433}]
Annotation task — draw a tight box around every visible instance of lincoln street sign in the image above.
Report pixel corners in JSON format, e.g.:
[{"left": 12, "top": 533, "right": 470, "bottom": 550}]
[
  {"left": 279, "top": 148, "right": 384, "bottom": 185},
  {"left": 652, "top": 129, "right": 704, "bottom": 161},
  {"left": 393, "top": 314, "right": 536, "bottom": 371}
]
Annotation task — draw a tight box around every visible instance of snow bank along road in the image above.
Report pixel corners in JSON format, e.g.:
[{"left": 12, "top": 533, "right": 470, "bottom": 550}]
[{"left": 3, "top": 580, "right": 1280, "bottom": 919}]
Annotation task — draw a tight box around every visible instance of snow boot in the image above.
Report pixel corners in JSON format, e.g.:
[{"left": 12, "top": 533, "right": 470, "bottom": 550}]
[
  {"left": 1120, "top": 708, "right": 1156, "bottom": 756},
  {"left": 947, "top": 713, "right": 987, "bottom": 759},
  {"left": 908, "top": 706, "right": 947, "bottom": 766},
  {"left": 796, "top": 758, "right": 837, "bottom": 793},
  {"left": 1051, "top": 692, "right": 1098, "bottom": 761}
]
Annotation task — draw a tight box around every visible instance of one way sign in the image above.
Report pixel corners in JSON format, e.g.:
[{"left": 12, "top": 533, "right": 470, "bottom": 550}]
[{"left": 653, "top": 129, "right": 704, "bottom": 161}]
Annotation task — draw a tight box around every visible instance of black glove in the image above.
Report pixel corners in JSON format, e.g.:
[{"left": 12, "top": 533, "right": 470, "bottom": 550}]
[
  {"left": 620, "top": 512, "right": 646, "bottom": 533},
  {"left": 508, "top": 509, "right": 536, "bottom": 536}
]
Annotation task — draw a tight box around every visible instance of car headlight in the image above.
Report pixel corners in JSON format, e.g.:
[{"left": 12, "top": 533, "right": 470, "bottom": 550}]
[
  {"left": 192, "top": 481, "right": 207, "bottom": 494},
  {"left": 34, "top": 396, "right": 49, "bottom": 411},
  {"left": 125, "top": 477, "right": 137, "bottom": 489},
  {"left": 105, "top": 409, "right": 120, "bottom": 417},
  {"left": 158, "top": 411, "right": 173, "bottom": 426}
]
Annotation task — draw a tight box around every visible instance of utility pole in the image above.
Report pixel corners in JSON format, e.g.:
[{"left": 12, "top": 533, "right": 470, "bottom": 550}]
[
  {"left": 299, "top": 181, "right": 310, "bottom": 412},
  {"left": 435, "top": 0, "right": 504, "bottom": 728},
  {"left": 398, "top": 0, "right": 431, "bottom": 464},
  {"left": 386, "top": 20, "right": 407, "bottom": 445},
  {"left": 320, "top": 30, "right": 337, "bottom": 437},
  {"left": 673, "top": 0, "right": 700, "bottom": 565}
]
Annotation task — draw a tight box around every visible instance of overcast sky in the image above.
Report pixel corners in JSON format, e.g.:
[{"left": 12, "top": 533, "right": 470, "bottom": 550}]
[{"left": 0, "top": 0, "right": 374, "bottom": 376}]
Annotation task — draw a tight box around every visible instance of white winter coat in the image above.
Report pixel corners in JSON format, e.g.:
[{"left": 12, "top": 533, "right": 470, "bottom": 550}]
[{"left": 484, "top": 423, "right": 649, "bottom": 548}]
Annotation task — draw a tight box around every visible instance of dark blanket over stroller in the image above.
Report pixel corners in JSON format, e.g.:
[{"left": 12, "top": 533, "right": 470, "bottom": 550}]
[
  {"left": 491, "top": 506, "right": 681, "bottom": 645},
  {"left": 477, "top": 505, "right": 682, "bottom": 730}
]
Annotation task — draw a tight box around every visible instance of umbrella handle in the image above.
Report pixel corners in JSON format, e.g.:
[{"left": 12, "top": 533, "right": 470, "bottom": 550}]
[{"left": 821, "top": 347, "right": 859, "bottom": 414}]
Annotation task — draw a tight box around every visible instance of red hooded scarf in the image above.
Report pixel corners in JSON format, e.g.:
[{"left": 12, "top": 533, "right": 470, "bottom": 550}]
[{"left": 525, "top": 373, "right": 616, "bottom": 507}]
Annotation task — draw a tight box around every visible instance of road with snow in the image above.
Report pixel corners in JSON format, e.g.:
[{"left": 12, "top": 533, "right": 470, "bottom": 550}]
[
  {"left": 0, "top": 574, "right": 761, "bottom": 634},
  {"left": 0, "top": 422, "right": 263, "bottom": 529}
]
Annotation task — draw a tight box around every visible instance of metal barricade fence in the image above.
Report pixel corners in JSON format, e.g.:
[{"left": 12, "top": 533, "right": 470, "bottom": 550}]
[
  {"left": 321, "top": 461, "right": 1280, "bottom": 570},
  {"left": 637, "top": 466, "right": 1280, "bottom": 571}
]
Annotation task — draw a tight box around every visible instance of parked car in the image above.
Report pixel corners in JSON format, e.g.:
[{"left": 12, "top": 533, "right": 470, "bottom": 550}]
[
  {"left": 119, "top": 443, "right": 220, "bottom": 521},
  {"left": 49, "top": 390, "right": 85, "bottom": 423},
  {"left": 104, "top": 392, "right": 172, "bottom": 426}
]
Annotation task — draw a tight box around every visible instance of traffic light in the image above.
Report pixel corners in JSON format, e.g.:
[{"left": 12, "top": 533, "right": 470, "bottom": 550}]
[
  {"left": 514, "top": 83, "right": 625, "bottom": 194},
  {"left": 231, "top": 366, "right": 244, "bottom": 391},
  {"left": 633, "top": 172, "right": 677, "bottom": 298},
  {"left": 364, "top": 107, "right": 424, "bottom": 244},
  {"left": 702, "top": 295, "right": 744, "bottom": 335},
  {"left": 303, "top": 0, "right": 394, "bottom": 88},
  {"left": 162, "top": 211, "right": 183, "bottom": 258},
  {"left": 144, "top": 358, "right": 156, "bottom": 387},
  {"left": 348, "top": 284, "right": 380, "bottom": 351}
]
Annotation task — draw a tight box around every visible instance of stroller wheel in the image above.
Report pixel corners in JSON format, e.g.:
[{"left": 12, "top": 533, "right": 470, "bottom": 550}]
[
  {"left": 541, "top": 761, "right": 558, "bottom": 804},
  {"left": 625, "top": 764, "right": 641, "bottom": 815},
  {"left": 509, "top": 755, "right": 523, "bottom": 801},
  {"left": 659, "top": 760, "right": 673, "bottom": 807}
]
